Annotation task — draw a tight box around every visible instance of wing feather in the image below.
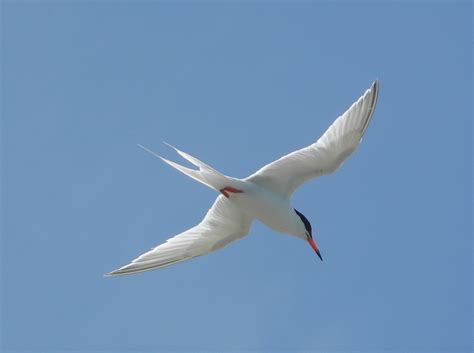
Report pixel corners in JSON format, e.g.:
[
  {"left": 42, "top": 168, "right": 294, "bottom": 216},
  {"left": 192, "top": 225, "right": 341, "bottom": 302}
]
[
  {"left": 246, "top": 80, "right": 379, "bottom": 197},
  {"left": 106, "top": 196, "right": 252, "bottom": 276}
]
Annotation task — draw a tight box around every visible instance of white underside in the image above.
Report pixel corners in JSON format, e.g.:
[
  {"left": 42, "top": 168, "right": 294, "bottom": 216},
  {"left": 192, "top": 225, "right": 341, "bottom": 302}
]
[{"left": 228, "top": 181, "right": 303, "bottom": 236}]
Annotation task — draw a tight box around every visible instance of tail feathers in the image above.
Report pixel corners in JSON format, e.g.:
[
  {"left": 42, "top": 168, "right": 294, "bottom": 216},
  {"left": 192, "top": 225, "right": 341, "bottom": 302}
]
[
  {"left": 138, "top": 143, "right": 234, "bottom": 192},
  {"left": 160, "top": 155, "right": 219, "bottom": 190},
  {"left": 164, "top": 142, "right": 220, "bottom": 174}
]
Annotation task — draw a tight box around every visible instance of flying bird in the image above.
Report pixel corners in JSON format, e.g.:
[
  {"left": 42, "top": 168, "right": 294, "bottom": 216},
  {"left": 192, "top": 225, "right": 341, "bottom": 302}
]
[{"left": 107, "top": 80, "right": 379, "bottom": 276}]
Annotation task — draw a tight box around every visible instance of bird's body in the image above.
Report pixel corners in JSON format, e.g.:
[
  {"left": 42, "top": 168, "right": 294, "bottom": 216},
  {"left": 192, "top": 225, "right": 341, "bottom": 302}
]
[
  {"left": 107, "top": 80, "right": 379, "bottom": 276},
  {"left": 226, "top": 181, "right": 303, "bottom": 236}
]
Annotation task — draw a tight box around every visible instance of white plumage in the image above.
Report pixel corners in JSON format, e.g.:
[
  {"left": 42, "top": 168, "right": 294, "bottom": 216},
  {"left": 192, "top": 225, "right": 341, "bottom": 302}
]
[
  {"left": 109, "top": 196, "right": 251, "bottom": 276},
  {"left": 247, "top": 80, "right": 378, "bottom": 197},
  {"left": 107, "top": 80, "right": 379, "bottom": 276}
]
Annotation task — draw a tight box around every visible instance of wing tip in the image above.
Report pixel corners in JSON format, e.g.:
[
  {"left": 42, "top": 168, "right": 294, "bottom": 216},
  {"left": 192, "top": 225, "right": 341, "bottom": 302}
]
[
  {"left": 104, "top": 265, "right": 130, "bottom": 277},
  {"left": 103, "top": 266, "right": 140, "bottom": 277},
  {"left": 360, "top": 79, "right": 379, "bottom": 135},
  {"left": 104, "top": 256, "right": 194, "bottom": 277},
  {"left": 103, "top": 270, "right": 119, "bottom": 277},
  {"left": 371, "top": 79, "right": 379, "bottom": 102},
  {"left": 104, "top": 261, "right": 145, "bottom": 277}
]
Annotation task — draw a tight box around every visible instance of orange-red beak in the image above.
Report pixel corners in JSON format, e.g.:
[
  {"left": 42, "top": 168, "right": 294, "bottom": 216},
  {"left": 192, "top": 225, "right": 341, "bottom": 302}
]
[{"left": 308, "top": 238, "right": 323, "bottom": 261}]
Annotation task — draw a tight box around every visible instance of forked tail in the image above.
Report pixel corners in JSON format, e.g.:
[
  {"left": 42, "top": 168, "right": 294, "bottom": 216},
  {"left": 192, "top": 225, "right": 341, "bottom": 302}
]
[{"left": 138, "top": 143, "right": 242, "bottom": 196}]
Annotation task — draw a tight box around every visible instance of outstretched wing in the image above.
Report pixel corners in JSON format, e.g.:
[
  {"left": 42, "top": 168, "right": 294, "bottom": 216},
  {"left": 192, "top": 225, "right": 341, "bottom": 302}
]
[
  {"left": 246, "top": 80, "right": 379, "bottom": 198},
  {"left": 106, "top": 196, "right": 252, "bottom": 276}
]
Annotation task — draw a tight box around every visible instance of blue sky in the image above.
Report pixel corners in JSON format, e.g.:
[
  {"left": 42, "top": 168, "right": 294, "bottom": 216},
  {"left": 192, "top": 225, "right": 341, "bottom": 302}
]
[{"left": 2, "top": 2, "right": 471, "bottom": 353}]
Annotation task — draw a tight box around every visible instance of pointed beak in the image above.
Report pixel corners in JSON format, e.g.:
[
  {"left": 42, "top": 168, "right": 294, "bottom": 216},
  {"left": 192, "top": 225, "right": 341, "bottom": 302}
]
[{"left": 307, "top": 238, "right": 323, "bottom": 261}]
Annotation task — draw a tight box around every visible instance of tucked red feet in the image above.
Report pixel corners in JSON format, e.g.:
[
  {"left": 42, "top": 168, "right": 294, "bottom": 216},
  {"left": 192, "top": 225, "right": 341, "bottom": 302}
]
[{"left": 220, "top": 186, "right": 244, "bottom": 198}]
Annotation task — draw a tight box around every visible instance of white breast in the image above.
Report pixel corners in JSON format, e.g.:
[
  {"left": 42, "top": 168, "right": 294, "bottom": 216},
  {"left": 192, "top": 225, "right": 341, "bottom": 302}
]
[{"left": 233, "top": 182, "right": 302, "bottom": 236}]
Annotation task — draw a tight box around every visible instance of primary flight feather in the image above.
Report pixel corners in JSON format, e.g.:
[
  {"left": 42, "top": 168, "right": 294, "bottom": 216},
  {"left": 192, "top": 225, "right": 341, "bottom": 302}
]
[{"left": 107, "top": 80, "right": 379, "bottom": 276}]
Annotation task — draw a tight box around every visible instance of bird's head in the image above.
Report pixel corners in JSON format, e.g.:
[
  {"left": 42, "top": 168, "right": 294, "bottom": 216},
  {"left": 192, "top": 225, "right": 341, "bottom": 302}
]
[{"left": 294, "top": 209, "right": 323, "bottom": 261}]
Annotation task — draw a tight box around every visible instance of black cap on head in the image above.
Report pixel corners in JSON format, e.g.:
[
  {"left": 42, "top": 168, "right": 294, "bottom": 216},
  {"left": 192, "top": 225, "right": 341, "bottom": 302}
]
[{"left": 294, "top": 208, "right": 312, "bottom": 237}]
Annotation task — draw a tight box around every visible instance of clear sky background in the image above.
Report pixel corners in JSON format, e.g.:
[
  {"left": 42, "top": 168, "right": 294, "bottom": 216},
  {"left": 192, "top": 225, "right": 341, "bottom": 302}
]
[{"left": 1, "top": 2, "right": 471, "bottom": 353}]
